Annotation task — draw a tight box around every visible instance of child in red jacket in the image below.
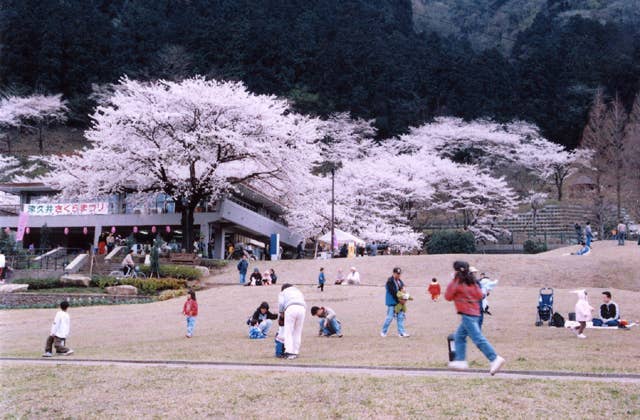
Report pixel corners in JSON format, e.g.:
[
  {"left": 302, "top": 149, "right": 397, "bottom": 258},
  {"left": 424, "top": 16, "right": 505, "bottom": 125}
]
[
  {"left": 445, "top": 261, "right": 505, "bottom": 375},
  {"left": 428, "top": 278, "right": 441, "bottom": 301},
  {"left": 182, "top": 290, "right": 198, "bottom": 338}
]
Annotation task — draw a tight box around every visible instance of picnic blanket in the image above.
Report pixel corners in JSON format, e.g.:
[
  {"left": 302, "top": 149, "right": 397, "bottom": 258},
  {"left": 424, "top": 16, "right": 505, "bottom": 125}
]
[{"left": 564, "top": 321, "right": 636, "bottom": 330}]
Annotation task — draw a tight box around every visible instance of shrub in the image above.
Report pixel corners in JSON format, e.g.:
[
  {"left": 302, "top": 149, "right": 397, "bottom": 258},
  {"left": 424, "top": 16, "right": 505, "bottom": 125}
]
[
  {"left": 20, "top": 278, "right": 63, "bottom": 289},
  {"left": 523, "top": 239, "right": 548, "bottom": 254},
  {"left": 139, "top": 264, "right": 202, "bottom": 280},
  {"left": 199, "top": 258, "right": 229, "bottom": 269},
  {"left": 158, "top": 288, "right": 188, "bottom": 301},
  {"left": 425, "top": 230, "right": 476, "bottom": 254}
]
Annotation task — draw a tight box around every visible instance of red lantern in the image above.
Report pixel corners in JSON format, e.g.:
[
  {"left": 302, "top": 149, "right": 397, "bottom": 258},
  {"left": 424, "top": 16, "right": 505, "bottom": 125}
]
[
  {"left": 25, "top": 227, "right": 30, "bottom": 234},
  {"left": 111, "top": 226, "right": 116, "bottom": 234},
  {"left": 83, "top": 227, "right": 88, "bottom": 235},
  {"left": 64, "top": 227, "right": 69, "bottom": 235},
  {"left": 133, "top": 226, "right": 138, "bottom": 233},
  {"left": 165, "top": 226, "right": 171, "bottom": 233},
  {"left": 151, "top": 226, "right": 157, "bottom": 234}
]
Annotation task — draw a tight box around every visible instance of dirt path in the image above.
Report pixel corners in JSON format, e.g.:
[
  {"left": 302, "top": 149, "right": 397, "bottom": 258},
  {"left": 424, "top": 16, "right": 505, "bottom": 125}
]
[{"left": 3, "top": 357, "right": 640, "bottom": 384}]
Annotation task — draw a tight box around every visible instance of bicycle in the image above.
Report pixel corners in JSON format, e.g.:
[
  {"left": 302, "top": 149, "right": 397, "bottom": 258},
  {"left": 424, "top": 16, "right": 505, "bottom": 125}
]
[{"left": 108, "top": 265, "right": 147, "bottom": 280}]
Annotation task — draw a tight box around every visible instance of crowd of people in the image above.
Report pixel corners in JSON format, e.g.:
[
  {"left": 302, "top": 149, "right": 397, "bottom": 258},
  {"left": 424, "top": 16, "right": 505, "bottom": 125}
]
[{"left": 41, "top": 252, "right": 633, "bottom": 376}]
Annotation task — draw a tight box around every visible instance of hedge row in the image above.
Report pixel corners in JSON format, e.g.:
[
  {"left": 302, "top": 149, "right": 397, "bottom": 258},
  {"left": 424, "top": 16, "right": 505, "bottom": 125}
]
[
  {"left": 18, "top": 278, "right": 63, "bottom": 290},
  {"left": 139, "top": 264, "right": 202, "bottom": 280}
]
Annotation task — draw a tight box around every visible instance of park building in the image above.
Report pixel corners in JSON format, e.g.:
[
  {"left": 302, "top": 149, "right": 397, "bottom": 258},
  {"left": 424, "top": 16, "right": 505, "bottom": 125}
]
[{"left": 0, "top": 182, "right": 299, "bottom": 260}]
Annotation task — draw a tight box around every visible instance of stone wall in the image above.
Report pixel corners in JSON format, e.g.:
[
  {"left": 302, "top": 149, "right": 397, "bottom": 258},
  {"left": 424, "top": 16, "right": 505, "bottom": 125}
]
[{"left": 9, "top": 269, "right": 65, "bottom": 281}]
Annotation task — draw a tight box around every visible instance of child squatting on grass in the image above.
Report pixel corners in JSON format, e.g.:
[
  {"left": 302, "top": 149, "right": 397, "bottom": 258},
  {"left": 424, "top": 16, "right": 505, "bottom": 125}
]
[
  {"left": 310, "top": 306, "right": 343, "bottom": 337},
  {"left": 445, "top": 260, "right": 505, "bottom": 375},
  {"left": 43, "top": 301, "right": 74, "bottom": 357},
  {"left": 182, "top": 290, "right": 198, "bottom": 338}
]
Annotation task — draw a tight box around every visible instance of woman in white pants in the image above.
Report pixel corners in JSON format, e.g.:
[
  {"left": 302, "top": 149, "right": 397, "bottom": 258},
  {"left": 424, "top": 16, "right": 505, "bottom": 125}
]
[{"left": 278, "top": 283, "right": 306, "bottom": 360}]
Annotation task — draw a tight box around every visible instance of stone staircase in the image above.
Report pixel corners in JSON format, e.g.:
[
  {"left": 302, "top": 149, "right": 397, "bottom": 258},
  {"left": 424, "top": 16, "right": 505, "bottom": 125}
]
[{"left": 497, "top": 204, "right": 636, "bottom": 243}]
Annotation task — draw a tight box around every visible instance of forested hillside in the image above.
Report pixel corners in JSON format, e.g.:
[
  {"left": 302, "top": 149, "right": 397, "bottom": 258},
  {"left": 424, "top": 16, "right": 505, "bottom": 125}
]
[
  {"left": 412, "top": 0, "right": 640, "bottom": 51},
  {"left": 1, "top": 0, "right": 639, "bottom": 149}
]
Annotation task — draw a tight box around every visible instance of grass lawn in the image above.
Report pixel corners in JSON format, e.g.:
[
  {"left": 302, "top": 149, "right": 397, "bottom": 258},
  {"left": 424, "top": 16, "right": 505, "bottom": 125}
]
[
  {"left": 1, "top": 364, "right": 639, "bottom": 419},
  {"left": 1, "top": 241, "right": 639, "bottom": 418}
]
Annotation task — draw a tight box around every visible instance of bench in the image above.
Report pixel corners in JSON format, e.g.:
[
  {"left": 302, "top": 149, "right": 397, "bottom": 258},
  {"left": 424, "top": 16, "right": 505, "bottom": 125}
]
[{"left": 169, "top": 253, "right": 201, "bottom": 265}]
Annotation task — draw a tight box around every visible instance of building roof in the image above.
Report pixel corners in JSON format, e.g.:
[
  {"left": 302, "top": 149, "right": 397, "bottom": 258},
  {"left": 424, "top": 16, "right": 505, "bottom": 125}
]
[{"left": 0, "top": 182, "right": 58, "bottom": 194}]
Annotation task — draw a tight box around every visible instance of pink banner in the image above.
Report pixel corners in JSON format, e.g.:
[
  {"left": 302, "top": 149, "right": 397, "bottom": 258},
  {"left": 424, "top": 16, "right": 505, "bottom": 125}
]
[{"left": 16, "top": 212, "right": 29, "bottom": 242}]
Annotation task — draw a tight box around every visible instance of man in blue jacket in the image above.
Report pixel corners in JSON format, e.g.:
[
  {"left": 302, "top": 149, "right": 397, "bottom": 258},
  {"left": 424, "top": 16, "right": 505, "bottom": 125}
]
[
  {"left": 237, "top": 255, "right": 248, "bottom": 284},
  {"left": 381, "top": 267, "right": 409, "bottom": 337}
]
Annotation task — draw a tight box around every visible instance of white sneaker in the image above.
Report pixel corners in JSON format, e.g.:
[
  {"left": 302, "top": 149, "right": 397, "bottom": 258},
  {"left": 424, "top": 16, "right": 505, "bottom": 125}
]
[
  {"left": 61, "top": 349, "right": 74, "bottom": 356},
  {"left": 380, "top": 332, "right": 387, "bottom": 337},
  {"left": 286, "top": 354, "right": 298, "bottom": 360},
  {"left": 399, "top": 333, "right": 411, "bottom": 337},
  {"left": 577, "top": 334, "right": 587, "bottom": 339},
  {"left": 448, "top": 360, "right": 469, "bottom": 370},
  {"left": 42, "top": 352, "right": 53, "bottom": 357},
  {"left": 489, "top": 356, "right": 505, "bottom": 375}
]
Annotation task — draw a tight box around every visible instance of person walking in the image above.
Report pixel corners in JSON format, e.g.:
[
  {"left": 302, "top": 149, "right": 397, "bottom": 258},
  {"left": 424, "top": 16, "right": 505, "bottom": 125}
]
[
  {"left": 574, "top": 223, "right": 582, "bottom": 244},
  {"left": 237, "top": 255, "right": 248, "bottom": 284},
  {"left": 278, "top": 284, "right": 306, "bottom": 359},
  {"left": 380, "top": 267, "right": 409, "bottom": 337},
  {"left": 617, "top": 221, "right": 626, "bottom": 246},
  {"left": 296, "top": 241, "right": 304, "bottom": 259},
  {"left": 182, "top": 290, "right": 198, "bottom": 338},
  {"left": 42, "top": 301, "right": 74, "bottom": 357},
  {"left": 585, "top": 222, "right": 593, "bottom": 248},
  {"left": 445, "top": 260, "right": 505, "bottom": 375},
  {"left": 317, "top": 267, "right": 326, "bottom": 292}
]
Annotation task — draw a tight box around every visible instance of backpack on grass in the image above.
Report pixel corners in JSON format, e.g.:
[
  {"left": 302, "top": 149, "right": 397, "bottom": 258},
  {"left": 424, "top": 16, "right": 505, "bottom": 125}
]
[{"left": 550, "top": 312, "right": 565, "bottom": 327}]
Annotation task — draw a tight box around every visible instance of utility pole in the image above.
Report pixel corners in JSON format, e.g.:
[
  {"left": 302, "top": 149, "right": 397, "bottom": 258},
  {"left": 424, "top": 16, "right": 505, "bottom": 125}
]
[{"left": 331, "top": 166, "right": 335, "bottom": 257}]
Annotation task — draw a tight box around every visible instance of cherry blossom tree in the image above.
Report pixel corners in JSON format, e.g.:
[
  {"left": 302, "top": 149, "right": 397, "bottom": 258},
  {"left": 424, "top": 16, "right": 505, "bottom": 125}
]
[
  {"left": 46, "top": 77, "right": 319, "bottom": 250},
  {"left": 0, "top": 94, "right": 68, "bottom": 153},
  {"left": 396, "top": 117, "right": 585, "bottom": 200},
  {"left": 311, "top": 113, "right": 377, "bottom": 251}
]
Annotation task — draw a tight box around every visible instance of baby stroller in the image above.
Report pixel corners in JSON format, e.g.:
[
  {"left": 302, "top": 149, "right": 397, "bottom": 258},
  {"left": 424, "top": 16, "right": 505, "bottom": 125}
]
[{"left": 535, "top": 288, "right": 554, "bottom": 326}]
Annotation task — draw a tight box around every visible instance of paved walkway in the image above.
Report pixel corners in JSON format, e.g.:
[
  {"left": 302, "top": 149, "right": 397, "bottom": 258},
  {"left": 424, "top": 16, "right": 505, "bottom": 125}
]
[{"left": 3, "top": 357, "right": 640, "bottom": 383}]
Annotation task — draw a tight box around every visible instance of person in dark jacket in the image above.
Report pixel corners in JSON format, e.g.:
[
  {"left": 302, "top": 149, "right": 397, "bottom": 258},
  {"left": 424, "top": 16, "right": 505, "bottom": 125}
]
[
  {"left": 237, "top": 255, "right": 248, "bottom": 284},
  {"left": 380, "top": 267, "right": 409, "bottom": 337},
  {"left": 445, "top": 260, "right": 505, "bottom": 375},
  {"left": 248, "top": 301, "right": 278, "bottom": 336},
  {"left": 246, "top": 268, "right": 262, "bottom": 286},
  {"left": 592, "top": 291, "right": 620, "bottom": 326}
]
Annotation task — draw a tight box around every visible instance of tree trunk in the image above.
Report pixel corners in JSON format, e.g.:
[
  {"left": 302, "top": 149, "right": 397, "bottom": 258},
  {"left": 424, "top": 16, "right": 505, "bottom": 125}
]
[
  {"left": 38, "top": 125, "right": 44, "bottom": 153},
  {"left": 180, "top": 204, "right": 196, "bottom": 253},
  {"left": 555, "top": 172, "right": 563, "bottom": 202}
]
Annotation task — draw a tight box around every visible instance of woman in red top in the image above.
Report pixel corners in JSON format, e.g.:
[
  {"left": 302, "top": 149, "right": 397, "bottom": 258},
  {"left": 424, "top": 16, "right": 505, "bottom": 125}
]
[
  {"left": 445, "top": 261, "right": 505, "bottom": 375},
  {"left": 182, "top": 291, "right": 198, "bottom": 338}
]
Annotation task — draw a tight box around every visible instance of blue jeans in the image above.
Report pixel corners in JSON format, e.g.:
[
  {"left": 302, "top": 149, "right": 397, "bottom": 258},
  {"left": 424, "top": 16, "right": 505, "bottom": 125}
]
[
  {"left": 381, "top": 305, "right": 406, "bottom": 335},
  {"left": 618, "top": 233, "right": 625, "bottom": 245},
  {"left": 186, "top": 316, "right": 196, "bottom": 336},
  {"left": 454, "top": 314, "right": 497, "bottom": 362},
  {"left": 592, "top": 318, "right": 619, "bottom": 327},
  {"left": 319, "top": 318, "right": 341, "bottom": 336},
  {"left": 239, "top": 272, "right": 246, "bottom": 284},
  {"left": 586, "top": 235, "right": 592, "bottom": 247},
  {"left": 259, "top": 319, "right": 273, "bottom": 335}
]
